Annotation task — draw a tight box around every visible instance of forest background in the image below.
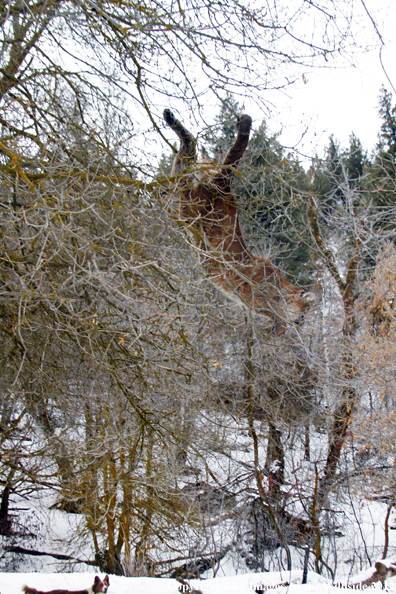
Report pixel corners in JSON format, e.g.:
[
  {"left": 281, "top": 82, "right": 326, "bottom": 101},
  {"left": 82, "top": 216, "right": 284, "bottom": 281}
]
[{"left": 1, "top": 0, "right": 396, "bottom": 583}]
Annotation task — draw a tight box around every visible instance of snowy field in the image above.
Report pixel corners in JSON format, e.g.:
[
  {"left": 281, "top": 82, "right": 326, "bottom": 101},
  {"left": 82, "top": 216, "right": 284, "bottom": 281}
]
[
  {"left": 0, "top": 570, "right": 395, "bottom": 594},
  {"left": 2, "top": 440, "right": 396, "bottom": 594},
  {"left": 2, "top": 480, "right": 396, "bottom": 594}
]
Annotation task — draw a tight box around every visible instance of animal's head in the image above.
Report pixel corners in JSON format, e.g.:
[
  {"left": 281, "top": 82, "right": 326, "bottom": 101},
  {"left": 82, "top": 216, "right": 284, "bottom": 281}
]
[
  {"left": 270, "top": 288, "right": 317, "bottom": 335},
  {"left": 92, "top": 575, "right": 110, "bottom": 593}
]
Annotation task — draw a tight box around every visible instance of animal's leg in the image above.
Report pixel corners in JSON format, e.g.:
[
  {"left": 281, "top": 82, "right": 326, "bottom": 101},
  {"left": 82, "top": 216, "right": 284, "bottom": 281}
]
[
  {"left": 163, "top": 109, "right": 197, "bottom": 176},
  {"left": 223, "top": 114, "right": 252, "bottom": 167},
  {"left": 213, "top": 114, "right": 252, "bottom": 192}
]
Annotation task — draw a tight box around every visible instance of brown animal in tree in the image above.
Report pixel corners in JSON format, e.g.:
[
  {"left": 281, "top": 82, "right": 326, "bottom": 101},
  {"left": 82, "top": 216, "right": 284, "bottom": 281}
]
[
  {"left": 163, "top": 109, "right": 315, "bottom": 333},
  {"left": 22, "top": 575, "right": 109, "bottom": 594}
]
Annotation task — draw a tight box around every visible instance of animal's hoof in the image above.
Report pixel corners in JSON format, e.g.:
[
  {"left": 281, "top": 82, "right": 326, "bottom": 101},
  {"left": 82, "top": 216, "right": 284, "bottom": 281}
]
[
  {"left": 237, "top": 114, "right": 252, "bottom": 135},
  {"left": 164, "top": 108, "right": 177, "bottom": 126}
]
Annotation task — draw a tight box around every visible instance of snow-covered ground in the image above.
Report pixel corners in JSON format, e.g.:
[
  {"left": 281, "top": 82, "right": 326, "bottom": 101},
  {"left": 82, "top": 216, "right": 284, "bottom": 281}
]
[
  {"left": 0, "top": 570, "right": 395, "bottom": 594},
  {"left": 2, "top": 492, "right": 396, "bottom": 593},
  {"left": 2, "top": 424, "right": 396, "bottom": 593}
]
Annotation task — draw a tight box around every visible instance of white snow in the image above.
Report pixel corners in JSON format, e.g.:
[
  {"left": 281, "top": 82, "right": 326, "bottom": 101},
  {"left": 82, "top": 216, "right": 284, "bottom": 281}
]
[{"left": 0, "top": 571, "right": 395, "bottom": 594}]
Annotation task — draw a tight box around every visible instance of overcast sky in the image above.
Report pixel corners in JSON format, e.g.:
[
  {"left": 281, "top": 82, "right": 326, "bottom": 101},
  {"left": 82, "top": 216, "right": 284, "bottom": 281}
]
[
  {"left": 156, "top": 0, "right": 396, "bottom": 167},
  {"left": 264, "top": 0, "right": 396, "bottom": 161}
]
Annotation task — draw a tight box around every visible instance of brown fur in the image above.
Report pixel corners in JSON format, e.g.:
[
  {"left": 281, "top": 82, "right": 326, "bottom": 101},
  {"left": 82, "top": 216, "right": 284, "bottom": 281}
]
[
  {"left": 350, "top": 560, "right": 396, "bottom": 588},
  {"left": 164, "top": 109, "right": 315, "bottom": 333},
  {"left": 176, "top": 575, "right": 204, "bottom": 594},
  {"left": 22, "top": 575, "right": 109, "bottom": 594}
]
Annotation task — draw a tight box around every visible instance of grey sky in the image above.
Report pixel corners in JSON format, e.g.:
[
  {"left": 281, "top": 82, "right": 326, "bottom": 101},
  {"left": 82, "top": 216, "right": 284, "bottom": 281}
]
[{"left": 273, "top": 0, "right": 396, "bottom": 159}]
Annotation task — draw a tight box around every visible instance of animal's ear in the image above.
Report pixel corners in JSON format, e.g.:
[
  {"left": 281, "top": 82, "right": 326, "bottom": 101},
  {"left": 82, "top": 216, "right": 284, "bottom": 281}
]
[
  {"left": 104, "top": 575, "right": 110, "bottom": 585},
  {"left": 93, "top": 576, "right": 100, "bottom": 584}
]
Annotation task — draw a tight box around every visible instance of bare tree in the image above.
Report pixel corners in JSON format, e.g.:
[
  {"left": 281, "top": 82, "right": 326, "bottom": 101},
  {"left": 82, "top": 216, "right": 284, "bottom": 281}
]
[{"left": 0, "top": 0, "right": 386, "bottom": 577}]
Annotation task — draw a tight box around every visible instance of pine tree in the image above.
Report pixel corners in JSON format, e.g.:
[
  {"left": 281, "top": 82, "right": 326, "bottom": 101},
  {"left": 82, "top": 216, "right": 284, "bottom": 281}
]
[
  {"left": 369, "top": 87, "right": 396, "bottom": 228},
  {"left": 312, "top": 135, "right": 345, "bottom": 210},
  {"left": 345, "top": 133, "right": 366, "bottom": 186},
  {"left": 203, "top": 93, "right": 242, "bottom": 162},
  {"left": 378, "top": 86, "right": 396, "bottom": 157}
]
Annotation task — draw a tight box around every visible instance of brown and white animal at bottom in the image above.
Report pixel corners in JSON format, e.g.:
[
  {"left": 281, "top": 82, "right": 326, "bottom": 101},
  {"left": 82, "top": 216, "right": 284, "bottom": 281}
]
[
  {"left": 176, "top": 575, "right": 203, "bottom": 594},
  {"left": 348, "top": 560, "right": 396, "bottom": 589},
  {"left": 22, "top": 575, "right": 109, "bottom": 594}
]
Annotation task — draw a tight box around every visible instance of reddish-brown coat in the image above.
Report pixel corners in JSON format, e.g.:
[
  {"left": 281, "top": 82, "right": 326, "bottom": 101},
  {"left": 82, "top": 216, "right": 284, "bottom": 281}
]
[
  {"left": 22, "top": 575, "right": 109, "bottom": 594},
  {"left": 164, "top": 109, "right": 314, "bottom": 333}
]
